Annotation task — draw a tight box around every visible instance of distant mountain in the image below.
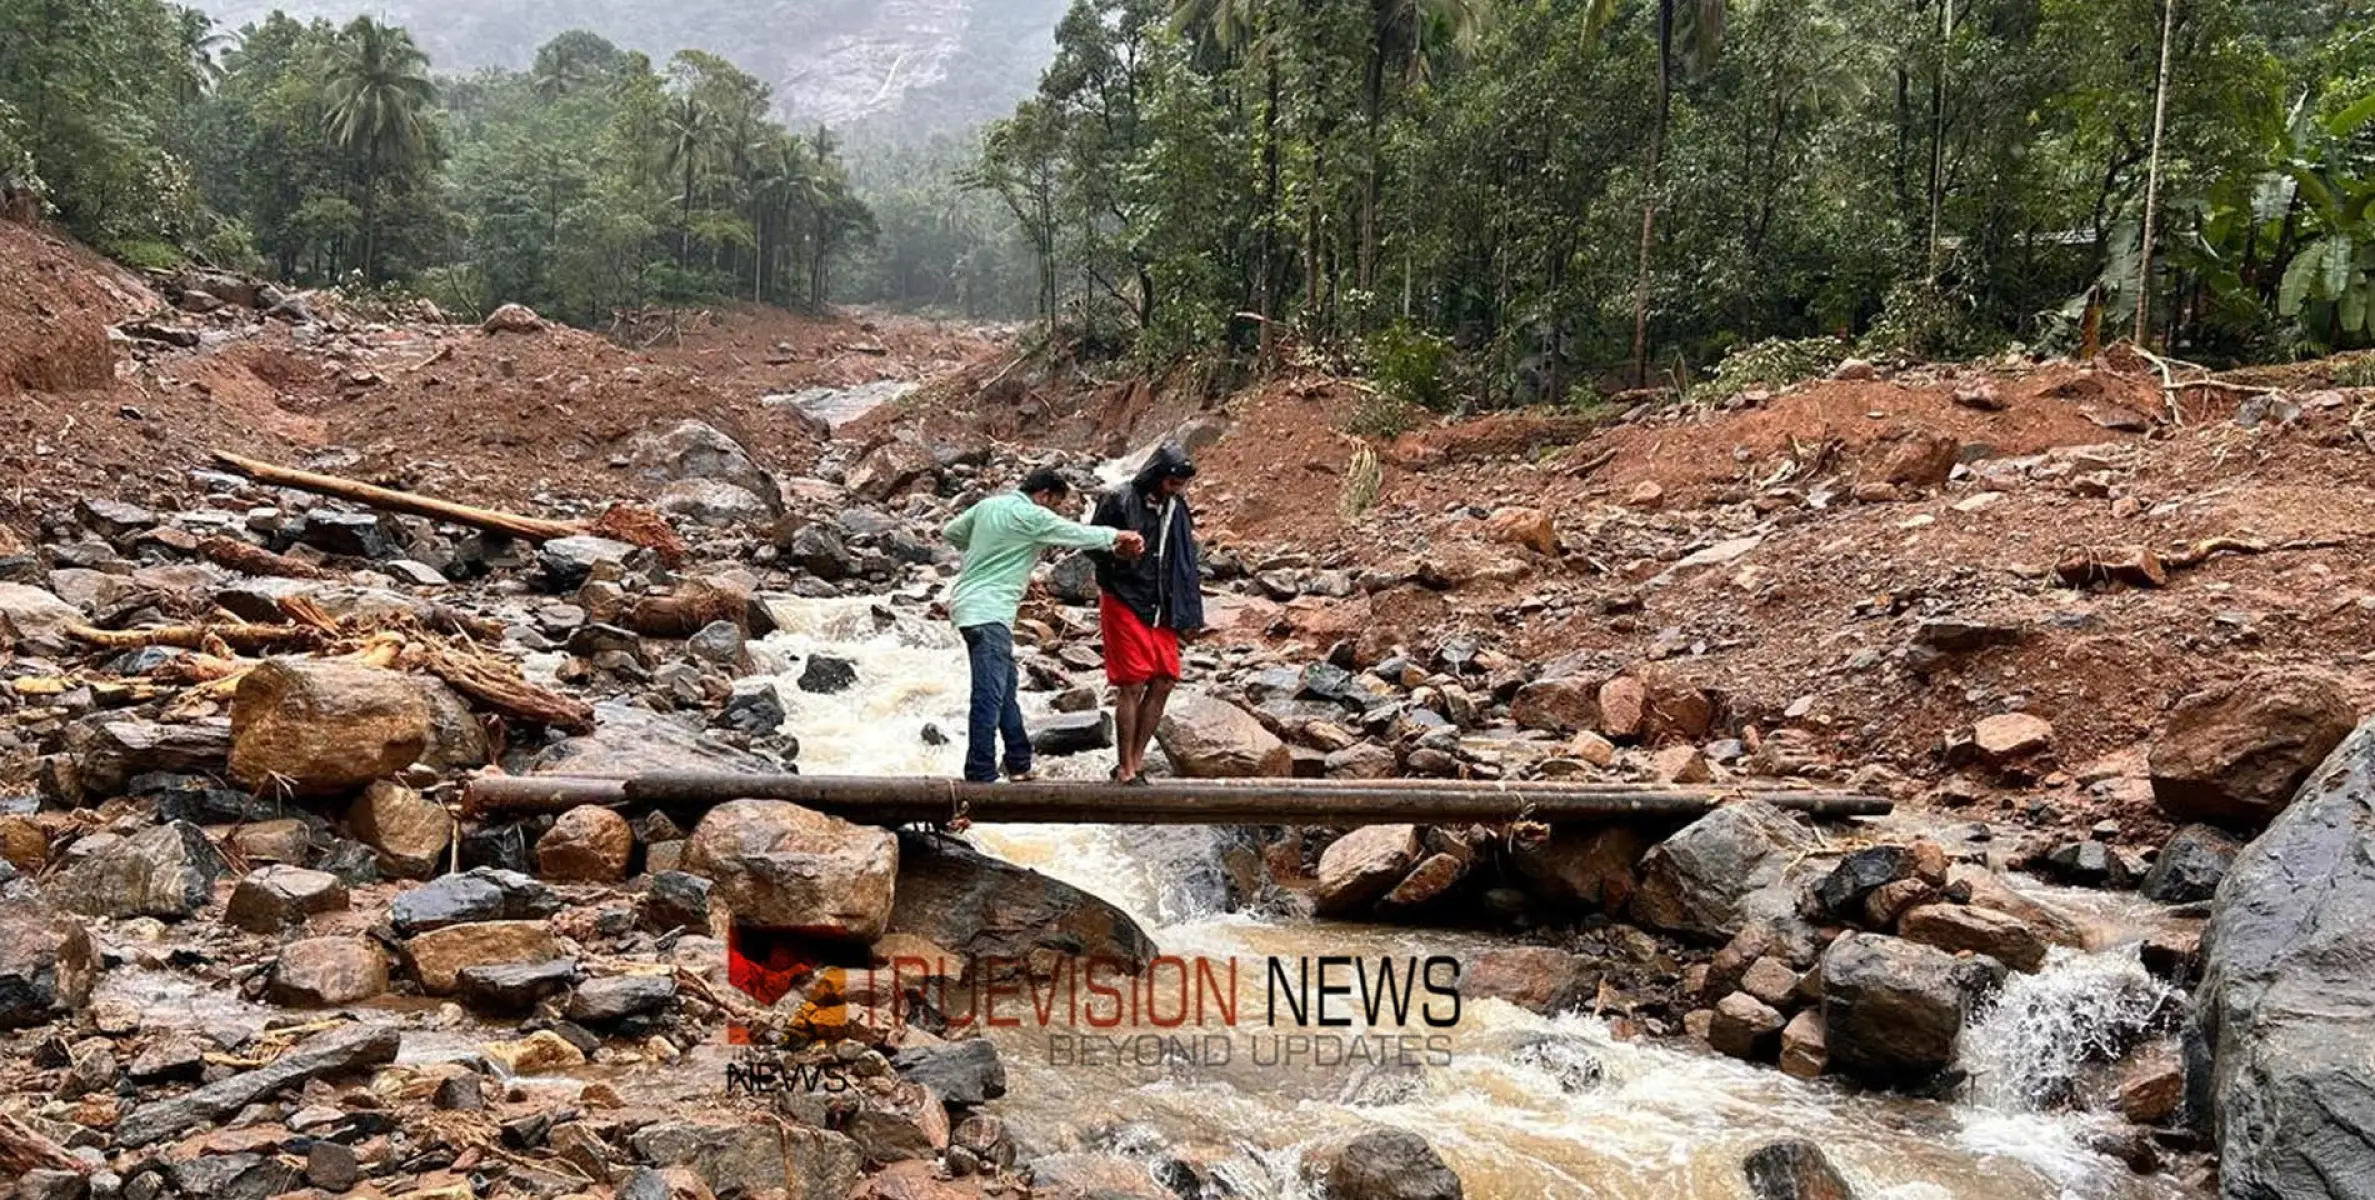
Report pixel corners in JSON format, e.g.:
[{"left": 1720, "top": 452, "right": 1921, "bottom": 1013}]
[{"left": 192, "top": 0, "right": 1067, "bottom": 132}]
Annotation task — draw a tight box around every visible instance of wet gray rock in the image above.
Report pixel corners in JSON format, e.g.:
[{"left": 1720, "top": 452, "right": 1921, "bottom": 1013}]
[
  {"left": 455, "top": 959, "right": 580, "bottom": 1013},
  {"left": 2150, "top": 673, "right": 2356, "bottom": 829},
  {"left": 117, "top": 1023, "right": 401, "bottom": 1146},
  {"left": 717, "top": 682, "right": 786, "bottom": 735},
  {"left": 1321, "top": 1129, "right": 1464, "bottom": 1200},
  {"left": 686, "top": 619, "right": 746, "bottom": 666},
  {"left": 889, "top": 1037, "right": 1007, "bottom": 1107},
  {"left": 390, "top": 868, "right": 562, "bottom": 935},
  {"left": 889, "top": 833, "right": 1156, "bottom": 980},
  {"left": 533, "top": 703, "right": 775, "bottom": 775},
  {"left": 1631, "top": 801, "right": 1816, "bottom": 942},
  {"left": 782, "top": 522, "right": 857, "bottom": 581},
  {"left": 2140, "top": 824, "right": 2242, "bottom": 904},
  {"left": 0, "top": 902, "right": 97, "bottom": 1027},
  {"left": 640, "top": 870, "right": 712, "bottom": 932},
  {"left": 168, "top": 1154, "right": 301, "bottom": 1200},
  {"left": 49, "top": 821, "right": 226, "bottom": 920},
  {"left": 1048, "top": 552, "right": 1099, "bottom": 605},
  {"left": 296, "top": 511, "right": 393, "bottom": 559},
  {"left": 48, "top": 715, "right": 230, "bottom": 805},
  {"left": 798, "top": 654, "right": 859, "bottom": 694},
  {"left": 2196, "top": 718, "right": 2375, "bottom": 1198},
  {"left": 1031, "top": 710, "right": 1114, "bottom": 756},
  {"left": 568, "top": 974, "right": 678, "bottom": 1026},
  {"left": 1743, "top": 1139, "right": 1857, "bottom": 1200},
  {"left": 1820, "top": 932, "right": 2001, "bottom": 1088},
  {"left": 1815, "top": 846, "right": 1913, "bottom": 919}
]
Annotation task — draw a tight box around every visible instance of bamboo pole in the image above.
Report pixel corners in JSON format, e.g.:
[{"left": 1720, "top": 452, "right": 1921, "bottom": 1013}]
[{"left": 463, "top": 772, "right": 1890, "bottom": 825}]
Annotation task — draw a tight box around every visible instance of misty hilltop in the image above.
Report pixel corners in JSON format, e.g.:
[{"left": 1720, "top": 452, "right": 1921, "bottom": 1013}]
[{"left": 190, "top": 0, "right": 1068, "bottom": 131}]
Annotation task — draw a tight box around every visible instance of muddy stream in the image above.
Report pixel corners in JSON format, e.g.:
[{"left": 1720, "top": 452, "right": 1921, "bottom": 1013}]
[{"left": 742, "top": 593, "right": 2193, "bottom": 1200}]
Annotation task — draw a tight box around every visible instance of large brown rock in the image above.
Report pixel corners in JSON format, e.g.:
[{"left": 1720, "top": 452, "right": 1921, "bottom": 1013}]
[
  {"left": 1509, "top": 825, "right": 1649, "bottom": 913},
  {"left": 1898, "top": 903, "right": 2049, "bottom": 973},
  {"left": 1314, "top": 825, "right": 1421, "bottom": 916},
  {"left": 348, "top": 780, "right": 450, "bottom": 879},
  {"left": 1483, "top": 507, "right": 1556, "bottom": 556},
  {"left": 1511, "top": 677, "right": 1598, "bottom": 734},
  {"left": 230, "top": 660, "right": 434, "bottom": 796},
  {"left": 404, "top": 921, "right": 560, "bottom": 994},
  {"left": 1464, "top": 947, "right": 1596, "bottom": 1015},
  {"left": 0, "top": 903, "right": 97, "bottom": 1027},
  {"left": 2150, "top": 673, "right": 2357, "bottom": 828},
  {"left": 683, "top": 799, "right": 897, "bottom": 941},
  {"left": 1156, "top": 690, "right": 1291, "bottom": 778},
  {"left": 271, "top": 936, "right": 390, "bottom": 1006},
  {"left": 536, "top": 805, "right": 635, "bottom": 883},
  {"left": 1320, "top": 1129, "right": 1464, "bottom": 1200}
]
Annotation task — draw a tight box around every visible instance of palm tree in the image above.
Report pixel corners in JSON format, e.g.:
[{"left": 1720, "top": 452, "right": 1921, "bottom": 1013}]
[
  {"left": 322, "top": 17, "right": 435, "bottom": 280},
  {"left": 1172, "top": 0, "right": 1284, "bottom": 369},
  {"left": 174, "top": 9, "right": 236, "bottom": 104},
  {"left": 1358, "top": 0, "right": 1487, "bottom": 290},
  {"left": 750, "top": 136, "right": 821, "bottom": 303},
  {"left": 1585, "top": 0, "right": 1728, "bottom": 386},
  {"left": 663, "top": 92, "right": 713, "bottom": 266}
]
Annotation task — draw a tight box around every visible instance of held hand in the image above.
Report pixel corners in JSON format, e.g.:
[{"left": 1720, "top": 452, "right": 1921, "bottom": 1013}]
[{"left": 1113, "top": 531, "right": 1147, "bottom": 558}]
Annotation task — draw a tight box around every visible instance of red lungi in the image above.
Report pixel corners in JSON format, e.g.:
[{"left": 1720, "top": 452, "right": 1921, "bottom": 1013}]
[{"left": 1100, "top": 593, "right": 1181, "bottom": 685}]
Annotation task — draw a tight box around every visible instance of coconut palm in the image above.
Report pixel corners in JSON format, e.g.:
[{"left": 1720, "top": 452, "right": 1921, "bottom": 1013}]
[{"left": 322, "top": 17, "right": 435, "bottom": 280}]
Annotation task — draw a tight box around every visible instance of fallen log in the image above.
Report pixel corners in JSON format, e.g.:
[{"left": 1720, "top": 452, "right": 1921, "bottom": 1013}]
[
  {"left": 67, "top": 621, "right": 323, "bottom": 653},
  {"left": 2056, "top": 535, "right": 2346, "bottom": 590},
  {"left": 210, "top": 450, "right": 685, "bottom": 566},
  {"left": 463, "top": 772, "right": 1890, "bottom": 825},
  {"left": 407, "top": 639, "right": 596, "bottom": 733}
]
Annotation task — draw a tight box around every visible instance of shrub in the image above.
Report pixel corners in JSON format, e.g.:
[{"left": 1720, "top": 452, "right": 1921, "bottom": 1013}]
[
  {"left": 1361, "top": 322, "right": 1457, "bottom": 413},
  {"left": 1689, "top": 336, "right": 1849, "bottom": 405}
]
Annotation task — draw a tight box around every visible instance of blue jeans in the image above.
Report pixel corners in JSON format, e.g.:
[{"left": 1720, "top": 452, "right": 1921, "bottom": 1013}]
[{"left": 960, "top": 623, "right": 1030, "bottom": 783}]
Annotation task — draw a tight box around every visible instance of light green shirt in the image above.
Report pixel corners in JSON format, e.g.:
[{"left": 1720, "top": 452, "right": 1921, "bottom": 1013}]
[{"left": 943, "top": 492, "right": 1119, "bottom": 630}]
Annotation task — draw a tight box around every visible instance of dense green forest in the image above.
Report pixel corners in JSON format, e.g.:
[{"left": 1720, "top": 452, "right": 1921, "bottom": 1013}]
[
  {"left": 0, "top": 0, "right": 2370, "bottom": 404},
  {"left": 0, "top": 0, "right": 876, "bottom": 323},
  {"left": 965, "top": 0, "right": 2375, "bottom": 402}
]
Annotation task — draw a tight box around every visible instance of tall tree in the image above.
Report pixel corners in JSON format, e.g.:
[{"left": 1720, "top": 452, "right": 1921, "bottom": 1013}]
[{"left": 321, "top": 16, "right": 434, "bottom": 279}]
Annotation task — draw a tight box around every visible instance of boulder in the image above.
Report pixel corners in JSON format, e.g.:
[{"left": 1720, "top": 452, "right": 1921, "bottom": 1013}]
[
  {"left": 404, "top": 920, "right": 561, "bottom": 994},
  {"left": 2139, "top": 824, "right": 2241, "bottom": 904},
  {"left": 1031, "top": 710, "right": 1114, "bottom": 757},
  {"left": 1819, "top": 932, "right": 1999, "bottom": 1087},
  {"left": 631, "top": 1119, "right": 862, "bottom": 1200},
  {"left": 481, "top": 303, "right": 544, "bottom": 334},
  {"left": 1971, "top": 713, "right": 2053, "bottom": 763},
  {"left": 1048, "top": 552, "right": 1100, "bottom": 605},
  {"left": 1815, "top": 846, "right": 1913, "bottom": 919},
  {"left": 390, "top": 868, "right": 561, "bottom": 934},
  {"left": 889, "top": 1038, "right": 1007, "bottom": 1107},
  {"left": 682, "top": 799, "right": 897, "bottom": 941},
  {"left": 536, "top": 805, "right": 635, "bottom": 883},
  {"left": 1320, "top": 1129, "right": 1463, "bottom": 1200},
  {"left": 640, "top": 870, "right": 713, "bottom": 933},
  {"left": 347, "top": 780, "right": 451, "bottom": 879},
  {"left": 631, "top": 420, "right": 781, "bottom": 511},
  {"left": 1156, "top": 689, "right": 1292, "bottom": 778},
  {"left": 1596, "top": 676, "right": 1648, "bottom": 740},
  {"left": 49, "top": 821, "right": 226, "bottom": 919},
  {"left": 781, "top": 522, "right": 857, "bottom": 581},
  {"left": 1630, "top": 801, "right": 1815, "bottom": 941},
  {"left": 270, "top": 936, "right": 389, "bottom": 1006},
  {"left": 2195, "top": 718, "right": 2375, "bottom": 1197},
  {"left": 1898, "top": 903, "right": 2048, "bottom": 973},
  {"left": 567, "top": 974, "right": 678, "bottom": 1027},
  {"left": 1707, "top": 992, "right": 1786, "bottom": 1060},
  {"left": 540, "top": 535, "right": 637, "bottom": 587},
  {"left": 1462, "top": 947, "right": 1596, "bottom": 1015},
  {"left": 658, "top": 478, "right": 775, "bottom": 528},
  {"left": 799, "top": 654, "right": 859, "bottom": 694},
  {"left": 0, "top": 903, "right": 97, "bottom": 1027},
  {"left": 1743, "top": 1140, "right": 1857, "bottom": 1200},
  {"left": 846, "top": 440, "right": 938, "bottom": 502},
  {"left": 224, "top": 866, "right": 349, "bottom": 933},
  {"left": 1511, "top": 677, "right": 1597, "bottom": 734},
  {"left": 533, "top": 702, "right": 774, "bottom": 776},
  {"left": 229, "top": 660, "right": 434, "bottom": 796},
  {"left": 48, "top": 715, "right": 232, "bottom": 804},
  {"left": 888, "top": 832, "right": 1155, "bottom": 981},
  {"left": 1508, "top": 825, "right": 1649, "bottom": 913},
  {"left": 0, "top": 582, "right": 83, "bottom": 646},
  {"left": 1315, "top": 825, "right": 1421, "bottom": 916},
  {"left": 1325, "top": 742, "right": 1400, "bottom": 780},
  {"left": 1482, "top": 507, "right": 1556, "bottom": 556},
  {"left": 2151, "top": 673, "right": 2356, "bottom": 828},
  {"left": 1779, "top": 1011, "right": 1827, "bottom": 1080}
]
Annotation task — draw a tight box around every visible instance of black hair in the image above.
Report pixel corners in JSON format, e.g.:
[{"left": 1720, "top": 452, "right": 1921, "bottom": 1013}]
[{"left": 1019, "top": 468, "right": 1071, "bottom": 498}]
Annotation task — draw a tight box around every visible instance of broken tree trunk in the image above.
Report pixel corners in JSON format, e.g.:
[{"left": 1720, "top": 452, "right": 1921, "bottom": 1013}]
[
  {"left": 67, "top": 621, "right": 322, "bottom": 653},
  {"left": 406, "top": 640, "right": 595, "bottom": 733},
  {"left": 209, "top": 450, "right": 684, "bottom": 565},
  {"left": 464, "top": 771, "right": 1890, "bottom": 826}
]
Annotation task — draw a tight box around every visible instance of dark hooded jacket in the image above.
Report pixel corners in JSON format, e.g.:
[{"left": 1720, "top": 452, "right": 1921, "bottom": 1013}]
[{"left": 1091, "top": 442, "right": 1205, "bottom": 633}]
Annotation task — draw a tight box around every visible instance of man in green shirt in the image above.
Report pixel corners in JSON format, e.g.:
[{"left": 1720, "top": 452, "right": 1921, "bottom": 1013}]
[{"left": 943, "top": 469, "right": 1144, "bottom": 783}]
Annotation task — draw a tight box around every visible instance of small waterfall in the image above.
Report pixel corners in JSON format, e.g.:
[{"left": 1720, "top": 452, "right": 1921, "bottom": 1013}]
[{"left": 1957, "top": 943, "right": 2182, "bottom": 1113}]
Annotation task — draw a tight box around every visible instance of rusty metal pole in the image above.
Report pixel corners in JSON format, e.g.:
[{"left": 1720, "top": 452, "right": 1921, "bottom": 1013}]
[{"left": 462, "top": 772, "right": 1889, "bottom": 825}]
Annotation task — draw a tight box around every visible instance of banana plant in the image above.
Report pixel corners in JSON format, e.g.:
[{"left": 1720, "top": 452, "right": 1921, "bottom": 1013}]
[{"left": 2274, "top": 90, "right": 2375, "bottom": 346}]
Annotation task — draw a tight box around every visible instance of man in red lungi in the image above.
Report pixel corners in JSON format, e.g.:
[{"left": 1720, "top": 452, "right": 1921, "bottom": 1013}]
[{"left": 1091, "top": 442, "right": 1204, "bottom": 785}]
